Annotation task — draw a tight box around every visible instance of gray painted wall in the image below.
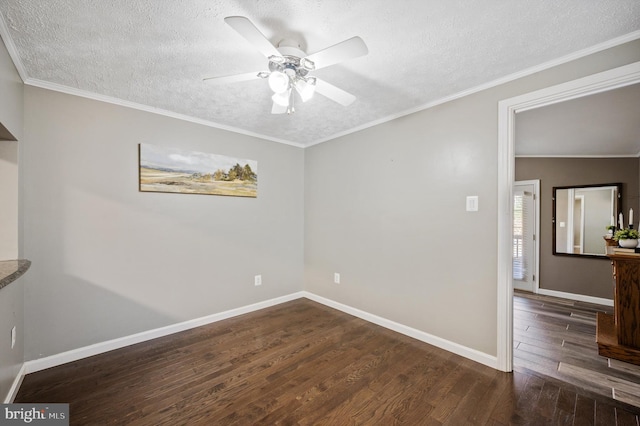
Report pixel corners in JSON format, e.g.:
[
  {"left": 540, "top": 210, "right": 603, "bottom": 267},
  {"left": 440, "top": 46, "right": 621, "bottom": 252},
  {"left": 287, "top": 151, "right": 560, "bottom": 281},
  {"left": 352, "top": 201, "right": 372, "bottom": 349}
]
[
  {"left": 0, "top": 141, "right": 18, "bottom": 260},
  {"left": 0, "top": 35, "right": 22, "bottom": 141},
  {"left": 516, "top": 157, "right": 639, "bottom": 299},
  {"left": 579, "top": 188, "right": 611, "bottom": 255},
  {"left": 556, "top": 190, "right": 569, "bottom": 252},
  {"left": 0, "top": 277, "right": 24, "bottom": 401},
  {"left": 0, "top": 34, "right": 21, "bottom": 260},
  {"left": 6, "top": 35, "right": 640, "bottom": 368},
  {"left": 305, "top": 40, "right": 640, "bottom": 357},
  {"left": 0, "top": 35, "right": 24, "bottom": 401},
  {"left": 21, "top": 86, "right": 304, "bottom": 360}
]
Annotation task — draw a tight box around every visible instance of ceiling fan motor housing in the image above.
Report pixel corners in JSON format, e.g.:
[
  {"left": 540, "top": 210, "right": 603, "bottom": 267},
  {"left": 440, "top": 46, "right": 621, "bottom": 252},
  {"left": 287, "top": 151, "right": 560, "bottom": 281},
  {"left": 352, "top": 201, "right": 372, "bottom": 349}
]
[
  {"left": 268, "top": 56, "right": 310, "bottom": 77},
  {"left": 268, "top": 39, "right": 315, "bottom": 78}
]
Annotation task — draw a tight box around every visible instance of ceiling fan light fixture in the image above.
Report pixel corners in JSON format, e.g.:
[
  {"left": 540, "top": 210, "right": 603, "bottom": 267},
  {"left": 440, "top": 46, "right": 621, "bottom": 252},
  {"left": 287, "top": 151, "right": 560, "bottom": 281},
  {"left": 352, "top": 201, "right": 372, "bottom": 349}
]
[
  {"left": 268, "top": 71, "right": 290, "bottom": 93},
  {"left": 295, "top": 77, "right": 317, "bottom": 102},
  {"left": 272, "top": 89, "right": 291, "bottom": 107}
]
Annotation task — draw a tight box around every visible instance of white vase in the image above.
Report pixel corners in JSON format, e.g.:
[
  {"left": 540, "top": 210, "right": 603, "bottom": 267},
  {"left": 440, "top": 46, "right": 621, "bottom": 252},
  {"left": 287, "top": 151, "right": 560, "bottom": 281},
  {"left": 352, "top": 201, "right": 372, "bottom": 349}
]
[{"left": 618, "top": 238, "right": 638, "bottom": 248}]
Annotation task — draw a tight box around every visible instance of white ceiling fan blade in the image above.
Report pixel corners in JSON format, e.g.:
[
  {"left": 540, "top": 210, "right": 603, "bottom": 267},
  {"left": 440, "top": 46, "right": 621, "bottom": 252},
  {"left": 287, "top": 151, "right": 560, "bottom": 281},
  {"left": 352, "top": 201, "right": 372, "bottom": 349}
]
[
  {"left": 315, "top": 79, "right": 356, "bottom": 106},
  {"left": 271, "top": 102, "right": 287, "bottom": 114},
  {"left": 224, "top": 16, "right": 280, "bottom": 58},
  {"left": 203, "top": 71, "right": 262, "bottom": 85},
  {"left": 304, "top": 36, "right": 368, "bottom": 70}
]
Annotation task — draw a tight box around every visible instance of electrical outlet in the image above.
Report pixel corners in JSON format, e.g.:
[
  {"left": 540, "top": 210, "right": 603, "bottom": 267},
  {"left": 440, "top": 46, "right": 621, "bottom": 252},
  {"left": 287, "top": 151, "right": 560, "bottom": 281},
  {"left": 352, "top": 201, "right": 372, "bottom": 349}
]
[
  {"left": 11, "top": 326, "right": 16, "bottom": 349},
  {"left": 254, "top": 275, "right": 262, "bottom": 286},
  {"left": 334, "top": 273, "right": 340, "bottom": 284}
]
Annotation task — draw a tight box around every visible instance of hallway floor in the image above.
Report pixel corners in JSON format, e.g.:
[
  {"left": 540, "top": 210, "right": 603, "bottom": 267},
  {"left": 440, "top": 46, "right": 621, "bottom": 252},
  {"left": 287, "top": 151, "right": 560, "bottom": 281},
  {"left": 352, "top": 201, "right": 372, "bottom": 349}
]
[{"left": 514, "top": 290, "right": 640, "bottom": 408}]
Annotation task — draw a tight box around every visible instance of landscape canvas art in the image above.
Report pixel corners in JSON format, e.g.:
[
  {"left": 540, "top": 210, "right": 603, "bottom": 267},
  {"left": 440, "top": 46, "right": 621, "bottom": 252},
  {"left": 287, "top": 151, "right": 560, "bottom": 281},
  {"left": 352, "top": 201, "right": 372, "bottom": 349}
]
[{"left": 139, "top": 144, "right": 258, "bottom": 197}]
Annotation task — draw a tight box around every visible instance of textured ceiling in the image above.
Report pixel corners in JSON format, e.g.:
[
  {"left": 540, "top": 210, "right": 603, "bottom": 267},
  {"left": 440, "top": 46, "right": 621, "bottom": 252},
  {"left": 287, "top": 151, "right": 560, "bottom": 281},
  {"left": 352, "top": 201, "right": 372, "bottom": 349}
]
[{"left": 0, "top": 1, "right": 639, "bottom": 147}]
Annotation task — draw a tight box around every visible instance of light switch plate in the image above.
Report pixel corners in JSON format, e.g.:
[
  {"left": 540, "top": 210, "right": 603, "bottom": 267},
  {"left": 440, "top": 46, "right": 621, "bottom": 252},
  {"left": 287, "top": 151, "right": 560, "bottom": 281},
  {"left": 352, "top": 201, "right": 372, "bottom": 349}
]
[{"left": 466, "top": 196, "right": 479, "bottom": 212}]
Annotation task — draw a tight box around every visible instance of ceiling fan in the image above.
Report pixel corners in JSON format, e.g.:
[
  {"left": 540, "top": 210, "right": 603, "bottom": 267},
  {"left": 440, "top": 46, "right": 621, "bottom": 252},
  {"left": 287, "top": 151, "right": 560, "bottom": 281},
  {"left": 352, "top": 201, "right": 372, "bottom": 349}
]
[{"left": 204, "top": 16, "right": 368, "bottom": 115}]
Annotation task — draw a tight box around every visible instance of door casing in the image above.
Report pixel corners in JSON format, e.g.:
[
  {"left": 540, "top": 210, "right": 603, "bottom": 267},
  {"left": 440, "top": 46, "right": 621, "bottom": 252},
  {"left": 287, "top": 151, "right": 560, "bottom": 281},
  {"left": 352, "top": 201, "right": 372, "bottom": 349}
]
[{"left": 496, "top": 61, "right": 640, "bottom": 372}]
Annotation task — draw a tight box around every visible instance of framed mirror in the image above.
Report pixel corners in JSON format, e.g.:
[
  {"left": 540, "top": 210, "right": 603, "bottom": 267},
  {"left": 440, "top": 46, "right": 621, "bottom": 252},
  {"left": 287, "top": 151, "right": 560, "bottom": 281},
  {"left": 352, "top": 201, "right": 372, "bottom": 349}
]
[{"left": 552, "top": 183, "right": 622, "bottom": 258}]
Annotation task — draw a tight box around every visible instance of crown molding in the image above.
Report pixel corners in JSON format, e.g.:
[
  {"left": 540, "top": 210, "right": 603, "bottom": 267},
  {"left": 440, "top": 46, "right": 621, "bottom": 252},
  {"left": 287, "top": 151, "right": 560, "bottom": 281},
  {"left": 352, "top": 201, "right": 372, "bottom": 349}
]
[
  {"left": 3, "top": 5, "right": 639, "bottom": 150},
  {"left": 24, "top": 78, "right": 305, "bottom": 148},
  {"left": 306, "top": 30, "right": 640, "bottom": 147}
]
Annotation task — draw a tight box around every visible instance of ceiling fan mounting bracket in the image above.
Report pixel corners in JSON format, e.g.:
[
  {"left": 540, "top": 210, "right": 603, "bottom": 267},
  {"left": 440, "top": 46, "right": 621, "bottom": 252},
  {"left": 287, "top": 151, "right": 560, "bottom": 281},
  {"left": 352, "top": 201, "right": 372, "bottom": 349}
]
[{"left": 276, "top": 39, "right": 306, "bottom": 57}]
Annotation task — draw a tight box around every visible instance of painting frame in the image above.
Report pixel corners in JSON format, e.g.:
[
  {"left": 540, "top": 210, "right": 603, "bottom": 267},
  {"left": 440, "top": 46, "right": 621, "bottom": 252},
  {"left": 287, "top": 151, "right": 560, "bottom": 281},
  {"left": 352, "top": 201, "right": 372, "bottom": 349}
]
[{"left": 138, "top": 144, "right": 258, "bottom": 198}]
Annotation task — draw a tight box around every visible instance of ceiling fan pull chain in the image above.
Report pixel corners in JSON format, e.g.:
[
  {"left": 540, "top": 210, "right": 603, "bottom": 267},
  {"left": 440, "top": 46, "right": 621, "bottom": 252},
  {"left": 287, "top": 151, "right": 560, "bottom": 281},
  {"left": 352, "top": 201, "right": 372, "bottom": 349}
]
[{"left": 287, "top": 90, "right": 295, "bottom": 114}]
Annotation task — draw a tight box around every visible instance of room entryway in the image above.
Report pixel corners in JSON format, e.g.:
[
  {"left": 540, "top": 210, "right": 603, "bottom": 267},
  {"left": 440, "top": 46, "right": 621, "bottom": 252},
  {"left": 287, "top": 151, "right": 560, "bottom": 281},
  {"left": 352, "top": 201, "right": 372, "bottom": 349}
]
[{"left": 497, "top": 61, "right": 640, "bottom": 373}]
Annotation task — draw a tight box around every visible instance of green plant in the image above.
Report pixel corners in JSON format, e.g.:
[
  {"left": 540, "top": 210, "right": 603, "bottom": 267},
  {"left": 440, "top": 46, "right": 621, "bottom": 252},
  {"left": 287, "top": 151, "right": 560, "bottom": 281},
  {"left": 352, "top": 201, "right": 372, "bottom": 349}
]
[
  {"left": 606, "top": 225, "right": 616, "bottom": 232},
  {"left": 613, "top": 228, "right": 639, "bottom": 241}
]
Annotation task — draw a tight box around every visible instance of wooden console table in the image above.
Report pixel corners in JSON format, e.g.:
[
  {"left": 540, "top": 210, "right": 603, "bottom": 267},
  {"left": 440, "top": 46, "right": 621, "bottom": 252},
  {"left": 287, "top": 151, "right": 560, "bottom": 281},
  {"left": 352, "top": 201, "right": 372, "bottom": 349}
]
[{"left": 597, "top": 253, "right": 640, "bottom": 365}]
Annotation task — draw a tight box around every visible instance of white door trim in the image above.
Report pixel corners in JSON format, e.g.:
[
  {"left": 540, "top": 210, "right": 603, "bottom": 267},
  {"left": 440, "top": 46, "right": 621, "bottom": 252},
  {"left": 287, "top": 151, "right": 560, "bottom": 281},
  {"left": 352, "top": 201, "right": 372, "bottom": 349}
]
[{"left": 497, "top": 61, "right": 640, "bottom": 372}]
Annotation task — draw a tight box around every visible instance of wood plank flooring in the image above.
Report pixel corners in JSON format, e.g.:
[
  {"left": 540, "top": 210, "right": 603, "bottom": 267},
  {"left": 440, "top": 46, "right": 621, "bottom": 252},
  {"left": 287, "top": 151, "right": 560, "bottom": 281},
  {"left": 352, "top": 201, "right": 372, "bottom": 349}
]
[
  {"left": 514, "top": 290, "right": 640, "bottom": 409},
  {"left": 16, "top": 298, "right": 640, "bottom": 425}
]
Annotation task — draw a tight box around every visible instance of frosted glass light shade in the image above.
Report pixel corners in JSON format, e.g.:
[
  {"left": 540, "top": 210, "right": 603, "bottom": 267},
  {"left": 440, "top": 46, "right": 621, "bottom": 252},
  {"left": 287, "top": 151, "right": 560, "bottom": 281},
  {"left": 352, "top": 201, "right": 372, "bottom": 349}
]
[
  {"left": 268, "top": 71, "right": 289, "bottom": 93},
  {"left": 295, "top": 77, "right": 317, "bottom": 102}
]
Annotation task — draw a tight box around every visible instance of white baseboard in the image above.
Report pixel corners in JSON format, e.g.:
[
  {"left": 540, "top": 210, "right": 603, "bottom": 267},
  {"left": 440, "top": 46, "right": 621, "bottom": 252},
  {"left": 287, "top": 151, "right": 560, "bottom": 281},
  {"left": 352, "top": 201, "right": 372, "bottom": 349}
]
[
  {"left": 24, "top": 292, "right": 306, "bottom": 374},
  {"left": 536, "top": 288, "right": 613, "bottom": 307},
  {"left": 23, "top": 290, "right": 498, "bottom": 376},
  {"left": 302, "top": 292, "right": 498, "bottom": 369},
  {"left": 4, "top": 363, "right": 26, "bottom": 403}
]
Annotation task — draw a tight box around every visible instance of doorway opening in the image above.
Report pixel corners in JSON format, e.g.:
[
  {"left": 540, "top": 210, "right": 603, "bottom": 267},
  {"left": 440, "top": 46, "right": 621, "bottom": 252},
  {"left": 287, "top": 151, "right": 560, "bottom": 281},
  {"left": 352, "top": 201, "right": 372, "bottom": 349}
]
[{"left": 496, "top": 61, "right": 640, "bottom": 372}]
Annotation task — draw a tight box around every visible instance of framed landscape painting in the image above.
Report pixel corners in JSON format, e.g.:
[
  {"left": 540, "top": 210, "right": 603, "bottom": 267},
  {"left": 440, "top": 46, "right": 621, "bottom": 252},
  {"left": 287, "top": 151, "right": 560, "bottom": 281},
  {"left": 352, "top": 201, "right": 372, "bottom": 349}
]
[{"left": 139, "top": 144, "right": 258, "bottom": 198}]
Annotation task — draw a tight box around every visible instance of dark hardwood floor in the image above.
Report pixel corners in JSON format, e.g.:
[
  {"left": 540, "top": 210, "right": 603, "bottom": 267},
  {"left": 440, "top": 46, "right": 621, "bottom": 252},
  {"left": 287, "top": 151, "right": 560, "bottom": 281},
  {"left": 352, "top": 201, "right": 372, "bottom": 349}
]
[
  {"left": 16, "top": 298, "right": 640, "bottom": 425},
  {"left": 513, "top": 290, "right": 640, "bottom": 409}
]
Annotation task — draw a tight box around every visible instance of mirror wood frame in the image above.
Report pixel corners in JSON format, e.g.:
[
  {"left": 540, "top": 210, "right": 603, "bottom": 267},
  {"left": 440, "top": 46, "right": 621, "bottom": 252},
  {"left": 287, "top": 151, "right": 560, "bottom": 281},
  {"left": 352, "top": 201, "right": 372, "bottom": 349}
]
[{"left": 552, "top": 182, "right": 622, "bottom": 259}]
